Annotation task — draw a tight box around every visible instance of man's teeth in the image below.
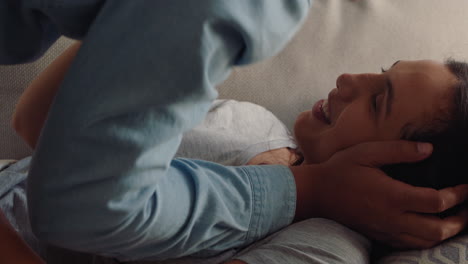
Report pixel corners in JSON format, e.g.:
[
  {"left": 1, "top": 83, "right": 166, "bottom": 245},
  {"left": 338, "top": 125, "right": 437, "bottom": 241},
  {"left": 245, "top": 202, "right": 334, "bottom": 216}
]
[{"left": 322, "top": 99, "right": 330, "bottom": 121}]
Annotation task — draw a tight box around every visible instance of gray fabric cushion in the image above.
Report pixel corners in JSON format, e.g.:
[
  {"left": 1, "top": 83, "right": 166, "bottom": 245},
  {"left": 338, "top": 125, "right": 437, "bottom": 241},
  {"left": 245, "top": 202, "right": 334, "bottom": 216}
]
[{"left": 378, "top": 233, "right": 468, "bottom": 264}]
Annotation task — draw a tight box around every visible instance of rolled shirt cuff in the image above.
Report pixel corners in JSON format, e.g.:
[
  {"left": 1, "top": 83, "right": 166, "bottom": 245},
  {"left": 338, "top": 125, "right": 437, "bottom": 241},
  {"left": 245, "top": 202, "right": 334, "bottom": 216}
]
[{"left": 241, "top": 164, "right": 296, "bottom": 245}]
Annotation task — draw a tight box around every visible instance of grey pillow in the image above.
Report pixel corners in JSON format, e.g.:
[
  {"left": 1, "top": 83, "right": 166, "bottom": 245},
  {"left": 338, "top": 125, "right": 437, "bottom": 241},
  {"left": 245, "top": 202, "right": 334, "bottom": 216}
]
[{"left": 378, "top": 234, "right": 468, "bottom": 264}]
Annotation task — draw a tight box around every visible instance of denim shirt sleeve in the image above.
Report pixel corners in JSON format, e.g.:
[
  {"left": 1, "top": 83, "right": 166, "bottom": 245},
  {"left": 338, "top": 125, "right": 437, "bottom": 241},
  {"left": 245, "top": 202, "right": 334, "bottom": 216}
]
[{"left": 1, "top": 0, "right": 311, "bottom": 261}]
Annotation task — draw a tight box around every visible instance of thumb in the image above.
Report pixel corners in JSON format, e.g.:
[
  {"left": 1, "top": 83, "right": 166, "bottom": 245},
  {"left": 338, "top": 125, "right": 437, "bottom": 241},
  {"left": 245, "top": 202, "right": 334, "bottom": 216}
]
[{"left": 349, "top": 140, "right": 432, "bottom": 167}]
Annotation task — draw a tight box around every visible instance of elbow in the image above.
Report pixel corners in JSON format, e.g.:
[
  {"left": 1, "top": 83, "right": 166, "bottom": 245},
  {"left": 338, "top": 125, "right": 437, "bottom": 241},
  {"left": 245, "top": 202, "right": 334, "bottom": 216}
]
[
  {"left": 28, "top": 195, "right": 133, "bottom": 253},
  {"left": 29, "top": 214, "right": 52, "bottom": 244},
  {"left": 28, "top": 198, "right": 62, "bottom": 244},
  {"left": 29, "top": 206, "right": 112, "bottom": 251}
]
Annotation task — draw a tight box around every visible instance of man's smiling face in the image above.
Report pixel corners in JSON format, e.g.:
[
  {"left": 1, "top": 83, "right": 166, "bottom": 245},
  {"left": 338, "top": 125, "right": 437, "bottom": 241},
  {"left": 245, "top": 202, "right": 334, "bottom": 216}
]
[{"left": 294, "top": 60, "right": 458, "bottom": 164}]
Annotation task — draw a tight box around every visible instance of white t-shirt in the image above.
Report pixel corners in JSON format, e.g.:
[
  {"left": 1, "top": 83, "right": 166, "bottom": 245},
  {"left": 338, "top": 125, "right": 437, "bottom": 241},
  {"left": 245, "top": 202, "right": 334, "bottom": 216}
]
[{"left": 175, "top": 99, "right": 296, "bottom": 165}]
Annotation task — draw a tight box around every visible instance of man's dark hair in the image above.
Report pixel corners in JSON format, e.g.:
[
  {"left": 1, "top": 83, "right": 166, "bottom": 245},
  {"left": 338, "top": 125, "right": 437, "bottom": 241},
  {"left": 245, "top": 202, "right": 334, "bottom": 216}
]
[{"left": 382, "top": 59, "right": 468, "bottom": 193}]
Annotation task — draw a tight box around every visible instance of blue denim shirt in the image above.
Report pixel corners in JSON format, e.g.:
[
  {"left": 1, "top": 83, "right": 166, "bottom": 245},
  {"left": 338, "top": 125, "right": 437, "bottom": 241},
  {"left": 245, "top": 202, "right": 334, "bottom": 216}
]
[{"left": 1, "top": 0, "right": 311, "bottom": 261}]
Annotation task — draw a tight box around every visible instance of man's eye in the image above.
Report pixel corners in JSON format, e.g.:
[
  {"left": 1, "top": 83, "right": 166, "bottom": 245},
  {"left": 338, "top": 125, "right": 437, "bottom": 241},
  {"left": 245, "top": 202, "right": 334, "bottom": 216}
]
[{"left": 373, "top": 93, "right": 383, "bottom": 112}]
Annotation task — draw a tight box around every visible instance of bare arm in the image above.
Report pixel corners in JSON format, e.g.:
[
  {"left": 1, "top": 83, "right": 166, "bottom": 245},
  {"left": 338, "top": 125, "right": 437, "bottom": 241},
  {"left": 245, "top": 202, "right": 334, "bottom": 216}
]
[
  {"left": 11, "top": 41, "right": 82, "bottom": 149},
  {"left": 0, "top": 211, "right": 45, "bottom": 264}
]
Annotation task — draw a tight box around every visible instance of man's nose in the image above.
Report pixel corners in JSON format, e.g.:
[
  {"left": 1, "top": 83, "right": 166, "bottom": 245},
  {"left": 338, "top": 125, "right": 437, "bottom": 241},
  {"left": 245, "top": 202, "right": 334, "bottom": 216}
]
[
  {"left": 336, "top": 73, "right": 377, "bottom": 101},
  {"left": 335, "top": 73, "right": 357, "bottom": 102}
]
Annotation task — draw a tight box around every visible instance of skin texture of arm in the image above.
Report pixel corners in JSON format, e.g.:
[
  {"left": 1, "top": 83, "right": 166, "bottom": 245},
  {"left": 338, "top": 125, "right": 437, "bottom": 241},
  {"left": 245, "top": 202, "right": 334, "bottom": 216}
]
[
  {"left": 11, "top": 41, "right": 82, "bottom": 149},
  {"left": 0, "top": 211, "right": 45, "bottom": 264}
]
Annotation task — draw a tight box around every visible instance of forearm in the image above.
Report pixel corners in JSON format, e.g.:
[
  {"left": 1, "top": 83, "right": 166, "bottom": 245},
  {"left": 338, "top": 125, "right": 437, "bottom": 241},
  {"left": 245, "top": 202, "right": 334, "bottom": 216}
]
[
  {"left": 0, "top": 212, "right": 44, "bottom": 264},
  {"left": 12, "top": 42, "right": 82, "bottom": 149},
  {"left": 289, "top": 165, "right": 323, "bottom": 222}
]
